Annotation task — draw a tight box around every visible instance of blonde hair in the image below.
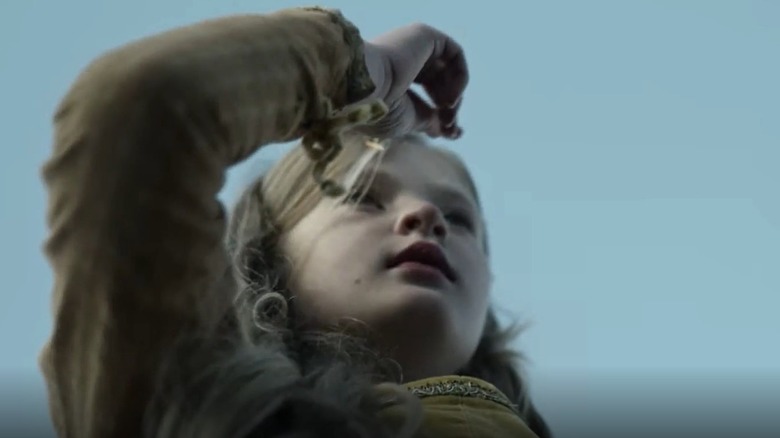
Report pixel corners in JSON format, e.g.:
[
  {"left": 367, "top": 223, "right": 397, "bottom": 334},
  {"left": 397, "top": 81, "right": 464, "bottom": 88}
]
[{"left": 146, "top": 132, "right": 552, "bottom": 438}]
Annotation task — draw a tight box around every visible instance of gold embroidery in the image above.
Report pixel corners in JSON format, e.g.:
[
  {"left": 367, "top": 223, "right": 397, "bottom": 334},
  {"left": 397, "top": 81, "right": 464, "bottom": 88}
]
[{"left": 407, "top": 379, "right": 519, "bottom": 413}]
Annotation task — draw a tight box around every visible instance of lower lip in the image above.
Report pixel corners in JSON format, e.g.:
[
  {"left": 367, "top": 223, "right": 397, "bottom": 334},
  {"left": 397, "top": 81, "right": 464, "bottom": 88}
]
[{"left": 393, "top": 262, "right": 448, "bottom": 284}]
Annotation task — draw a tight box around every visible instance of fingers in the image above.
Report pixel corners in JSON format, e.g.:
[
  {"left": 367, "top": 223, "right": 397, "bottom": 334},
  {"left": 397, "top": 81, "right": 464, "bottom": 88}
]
[
  {"left": 415, "top": 28, "right": 469, "bottom": 111},
  {"left": 406, "top": 89, "right": 463, "bottom": 140},
  {"left": 371, "top": 23, "right": 468, "bottom": 111},
  {"left": 366, "top": 22, "right": 468, "bottom": 139},
  {"left": 410, "top": 25, "right": 467, "bottom": 137},
  {"left": 405, "top": 89, "right": 438, "bottom": 136},
  {"left": 437, "top": 97, "right": 462, "bottom": 138}
]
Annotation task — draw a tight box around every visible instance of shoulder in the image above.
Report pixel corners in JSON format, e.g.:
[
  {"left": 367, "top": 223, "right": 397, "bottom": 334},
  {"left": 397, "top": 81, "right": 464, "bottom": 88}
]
[{"left": 379, "top": 375, "right": 541, "bottom": 438}]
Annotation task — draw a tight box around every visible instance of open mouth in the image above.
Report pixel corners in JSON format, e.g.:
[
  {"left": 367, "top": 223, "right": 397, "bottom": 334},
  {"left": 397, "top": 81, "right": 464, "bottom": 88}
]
[{"left": 387, "top": 241, "right": 456, "bottom": 282}]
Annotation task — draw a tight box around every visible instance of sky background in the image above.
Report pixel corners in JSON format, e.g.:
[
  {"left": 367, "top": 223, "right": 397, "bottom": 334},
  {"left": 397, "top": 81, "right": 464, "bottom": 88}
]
[{"left": 1, "top": 0, "right": 778, "bottom": 435}]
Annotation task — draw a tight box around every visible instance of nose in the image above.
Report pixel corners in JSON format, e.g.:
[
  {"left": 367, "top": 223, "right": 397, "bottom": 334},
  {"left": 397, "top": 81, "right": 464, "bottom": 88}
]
[{"left": 394, "top": 201, "right": 448, "bottom": 241}]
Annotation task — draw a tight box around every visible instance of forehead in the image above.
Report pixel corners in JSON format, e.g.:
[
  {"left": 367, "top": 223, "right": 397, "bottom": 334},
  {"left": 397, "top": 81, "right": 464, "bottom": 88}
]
[{"left": 376, "top": 140, "right": 476, "bottom": 200}]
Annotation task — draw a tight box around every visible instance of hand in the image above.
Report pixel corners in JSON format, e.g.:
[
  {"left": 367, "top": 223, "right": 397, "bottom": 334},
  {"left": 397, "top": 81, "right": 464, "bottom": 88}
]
[{"left": 361, "top": 23, "right": 468, "bottom": 139}]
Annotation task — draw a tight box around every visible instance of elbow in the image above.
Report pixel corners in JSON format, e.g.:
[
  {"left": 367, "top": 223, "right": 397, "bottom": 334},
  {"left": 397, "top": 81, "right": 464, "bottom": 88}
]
[
  {"left": 45, "top": 46, "right": 215, "bottom": 185},
  {"left": 54, "top": 45, "right": 206, "bottom": 140},
  {"left": 42, "top": 45, "right": 221, "bottom": 233}
]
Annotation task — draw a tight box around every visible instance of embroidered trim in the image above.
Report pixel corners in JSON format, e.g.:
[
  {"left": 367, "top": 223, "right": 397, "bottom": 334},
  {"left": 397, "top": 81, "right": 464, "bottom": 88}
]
[
  {"left": 407, "top": 379, "right": 519, "bottom": 413},
  {"left": 301, "top": 6, "right": 376, "bottom": 104}
]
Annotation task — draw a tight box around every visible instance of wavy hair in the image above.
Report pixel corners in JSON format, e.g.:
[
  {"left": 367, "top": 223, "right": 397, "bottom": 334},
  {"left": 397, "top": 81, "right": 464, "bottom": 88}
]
[{"left": 145, "top": 133, "right": 552, "bottom": 438}]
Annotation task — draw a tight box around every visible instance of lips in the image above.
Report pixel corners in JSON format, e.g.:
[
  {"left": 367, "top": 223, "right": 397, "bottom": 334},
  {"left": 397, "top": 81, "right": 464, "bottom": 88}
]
[{"left": 387, "top": 241, "right": 456, "bottom": 282}]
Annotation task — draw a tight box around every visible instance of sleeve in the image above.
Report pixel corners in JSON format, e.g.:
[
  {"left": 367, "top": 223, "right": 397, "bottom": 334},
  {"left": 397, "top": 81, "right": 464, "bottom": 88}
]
[{"left": 38, "top": 7, "right": 376, "bottom": 437}]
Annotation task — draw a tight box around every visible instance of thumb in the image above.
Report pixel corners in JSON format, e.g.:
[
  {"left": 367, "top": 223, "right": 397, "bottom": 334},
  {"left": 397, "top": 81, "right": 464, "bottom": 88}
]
[
  {"left": 407, "top": 89, "right": 464, "bottom": 139},
  {"left": 405, "top": 89, "right": 444, "bottom": 138}
]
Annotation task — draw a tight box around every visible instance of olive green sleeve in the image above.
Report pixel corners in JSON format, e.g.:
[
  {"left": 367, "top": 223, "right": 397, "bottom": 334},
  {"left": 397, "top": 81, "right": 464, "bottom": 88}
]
[{"left": 39, "top": 8, "right": 374, "bottom": 437}]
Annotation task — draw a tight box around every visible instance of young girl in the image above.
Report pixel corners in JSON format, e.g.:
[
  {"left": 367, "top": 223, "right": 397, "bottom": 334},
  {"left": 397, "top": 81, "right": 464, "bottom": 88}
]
[{"left": 39, "top": 7, "right": 551, "bottom": 438}]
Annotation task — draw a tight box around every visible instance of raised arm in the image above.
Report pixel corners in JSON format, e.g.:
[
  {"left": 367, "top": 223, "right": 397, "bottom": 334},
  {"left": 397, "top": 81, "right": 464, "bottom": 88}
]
[{"left": 39, "top": 8, "right": 375, "bottom": 437}]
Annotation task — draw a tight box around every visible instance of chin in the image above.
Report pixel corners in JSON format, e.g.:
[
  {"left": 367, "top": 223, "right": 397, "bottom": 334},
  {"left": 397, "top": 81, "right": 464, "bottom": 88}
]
[{"left": 389, "top": 283, "right": 452, "bottom": 323}]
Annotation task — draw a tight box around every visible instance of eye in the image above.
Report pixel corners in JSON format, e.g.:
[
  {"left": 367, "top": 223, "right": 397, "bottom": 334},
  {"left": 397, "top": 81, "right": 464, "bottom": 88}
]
[
  {"left": 344, "top": 189, "right": 384, "bottom": 210},
  {"left": 444, "top": 210, "right": 474, "bottom": 231}
]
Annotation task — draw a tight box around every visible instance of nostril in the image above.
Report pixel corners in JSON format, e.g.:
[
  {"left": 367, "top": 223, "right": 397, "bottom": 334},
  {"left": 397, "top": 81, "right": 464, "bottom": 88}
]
[{"left": 404, "top": 216, "right": 422, "bottom": 231}]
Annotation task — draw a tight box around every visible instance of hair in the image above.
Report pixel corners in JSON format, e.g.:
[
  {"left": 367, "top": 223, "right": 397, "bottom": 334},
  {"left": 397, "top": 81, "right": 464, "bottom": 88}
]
[{"left": 145, "top": 133, "right": 552, "bottom": 438}]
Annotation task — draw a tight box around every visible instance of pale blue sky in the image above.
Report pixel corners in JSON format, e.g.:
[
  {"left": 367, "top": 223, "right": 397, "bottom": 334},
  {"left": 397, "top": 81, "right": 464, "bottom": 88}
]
[{"left": 1, "top": 0, "right": 778, "bottom": 435}]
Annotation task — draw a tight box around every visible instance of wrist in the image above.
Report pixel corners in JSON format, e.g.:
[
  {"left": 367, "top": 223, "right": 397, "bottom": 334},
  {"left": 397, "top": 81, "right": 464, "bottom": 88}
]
[{"left": 310, "top": 7, "right": 376, "bottom": 105}]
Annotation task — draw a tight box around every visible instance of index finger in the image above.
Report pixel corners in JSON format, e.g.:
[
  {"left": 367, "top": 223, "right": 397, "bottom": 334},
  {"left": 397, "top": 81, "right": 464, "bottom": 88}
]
[{"left": 415, "top": 28, "right": 469, "bottom": 110}]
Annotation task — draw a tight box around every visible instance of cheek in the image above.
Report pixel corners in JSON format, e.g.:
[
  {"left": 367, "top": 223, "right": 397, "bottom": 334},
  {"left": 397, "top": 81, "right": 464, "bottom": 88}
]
[
  {"left": 458, "top": 239, "right": 491, "bottom": 286},
  {"left": 464, "top": 251, "right": 492, "bottom": 308},
  {"left": 282, "top": 228, "right": 371, "bottom": 314},
  {"left": 284, "top": 217, "right": 355, "bottom": 283},
  {"left": 472, "top": 266, "right": 492, "bottom": 308}
]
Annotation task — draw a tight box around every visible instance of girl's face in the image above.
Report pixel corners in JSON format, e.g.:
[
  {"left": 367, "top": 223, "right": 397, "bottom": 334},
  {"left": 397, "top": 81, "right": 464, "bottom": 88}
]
[{"left": 283, "top": 139, "right": 491, "bottom": 380}]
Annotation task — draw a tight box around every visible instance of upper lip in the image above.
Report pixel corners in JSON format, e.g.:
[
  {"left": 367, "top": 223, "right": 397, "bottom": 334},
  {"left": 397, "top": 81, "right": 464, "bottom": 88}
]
[{"left": 387, "top": 241, "right": 456, "bottom": 282}]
